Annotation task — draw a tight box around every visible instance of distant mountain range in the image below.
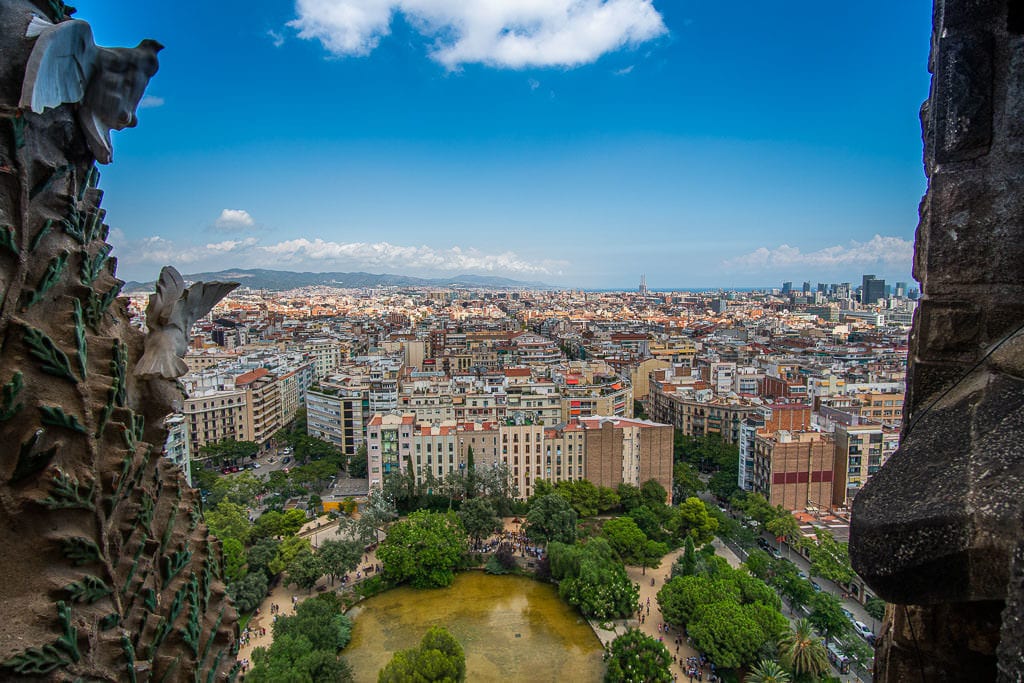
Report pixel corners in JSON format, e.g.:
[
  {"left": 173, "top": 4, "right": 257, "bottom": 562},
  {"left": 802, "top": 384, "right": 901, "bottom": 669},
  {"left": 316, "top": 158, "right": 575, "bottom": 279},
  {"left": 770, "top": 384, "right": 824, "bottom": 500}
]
[{"left": 122, "top": 268, "right": 551, "bottom": 293}]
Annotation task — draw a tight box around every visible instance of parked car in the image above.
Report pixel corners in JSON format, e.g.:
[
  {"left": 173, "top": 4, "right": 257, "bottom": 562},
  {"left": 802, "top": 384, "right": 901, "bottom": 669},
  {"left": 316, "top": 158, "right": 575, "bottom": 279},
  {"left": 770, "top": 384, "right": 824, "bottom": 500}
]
[
  {"left": 841, "top": 608, "right": 854, "bottom": 620},
  {"left": 768, "top": 547, "right": 783, "bottom": 560},
  {"left": 252, "top": 462, "right": 260, "bottom": 469},
  {"left": 757, "top": 538, "right": 772, "bottom": 551},
  {"left": 811, "top": 580, "right": 822, "bottom": 592},
  {"left": 282, "top": 456, "right": 291, "bottom": 464},
  {"left": 853, "top": 620, "right": 875, "bottom": 643}
]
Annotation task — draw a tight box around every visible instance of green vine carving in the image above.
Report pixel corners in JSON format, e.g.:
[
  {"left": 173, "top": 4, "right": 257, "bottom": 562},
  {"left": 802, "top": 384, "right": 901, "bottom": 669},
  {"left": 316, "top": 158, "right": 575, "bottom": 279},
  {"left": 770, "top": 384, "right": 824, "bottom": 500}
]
[
  {"left": 73, "top": 298, "right": 88, "bottom": 379},
  {"left": 148, "top": 617, "right": 170, "bottom": 660},
  {"left": 137, "top": 491, "right": 155, "bottom": 535},
  {"left": 24, "top": 326, "right": 76, "bottom": 382},
  {"left": 157, "top": 656, "right": 181, "bottom": 683},
  {"left": 112, "top": 340, "right": 128, "bottom": 405},
  {"left": 30, "top": 163, "right": 71, "bottom": 200},
  {"left": 159, "top": 506, "right": 178, "bottom": 556},
  {"left": 11, "top": 113, "right": 26, "bottom": 149},
  {"left": 41, "top": 469, "right": 96, "bottom": 511},
  {"left": 182, "top": 574, "right": 201, "bottom": 657},
  {"left": 21, "top": 250, "right": 68, "bottom": 310},
  {"left": 80, "top": 243, "right": 112, "bottom": 287},
  {"left": 162, "top": 548, "right": 192, "bottom": 589},
  {"left": 62, "top": 208, "right": 85, "bottom": 244},
  {"left": 96, "top": 387, "right": 115, "bottom": 439},
  {"left": 100, "top": 613, "right": 120, "bottom": 631},
  {"left": 190, "top": 499, "right": 202, "bottom": 531},
  {"left": 108, "top": 452, "right": 133, "bottom": 514},
  {"left": 64, "top": 575, "right": 112, "bottom": 604},
  {"left": 200, "top": 606, "right": 226, "bottom": 667},
  {"left": 61, "top": 537, "right": 102, "bottom": 566},
  {"left": 85, "top": 282, "right": 123, "bottom": 332},
  {"left": 11, "top": 430, "right": 56, "bottom": 482},
  {"left": 206, "top": 650, "right": 226, "bottom": 683},
  {"left": 40, "top": 405, "right": 87, "bottom": 433},
  {"left": 29, "top": 218, "right": 52, "bottom": 252},
  {"left": 142, "top": 588, "right": 157, "bottom": 613},
  {"left": 0, "top": 371, "right": 24, "bottom": 421},
  {"left": 121, "top": 634, "right": 138, "bottom": 683},
  {"left": 120, "top": 542, "right": 146, "bottom": 597},
  {"left": 1, "top": 601, "right": 79, "bottom": 674},
  {"left": 0, "top": 225, "right": 17, "bottom": 255}
]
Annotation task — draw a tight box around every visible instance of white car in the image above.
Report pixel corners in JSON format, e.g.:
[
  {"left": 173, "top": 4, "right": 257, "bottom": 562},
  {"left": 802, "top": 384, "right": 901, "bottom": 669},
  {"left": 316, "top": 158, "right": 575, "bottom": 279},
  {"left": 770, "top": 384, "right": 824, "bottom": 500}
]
[{"left": 853, "top": 621, "right": 874, "bottom": 641}]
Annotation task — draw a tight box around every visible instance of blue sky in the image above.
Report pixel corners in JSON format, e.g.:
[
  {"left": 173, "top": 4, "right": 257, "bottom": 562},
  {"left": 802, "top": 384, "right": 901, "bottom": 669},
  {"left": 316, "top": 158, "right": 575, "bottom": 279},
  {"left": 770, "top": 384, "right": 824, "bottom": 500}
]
[{"left": 78, "top": 1, "right": 932, "bottom": 289}]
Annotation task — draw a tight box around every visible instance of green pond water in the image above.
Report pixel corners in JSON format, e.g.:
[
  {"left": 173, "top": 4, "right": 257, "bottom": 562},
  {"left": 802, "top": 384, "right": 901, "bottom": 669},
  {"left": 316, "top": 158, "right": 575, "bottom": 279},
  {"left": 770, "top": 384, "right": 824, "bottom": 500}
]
[{"left": 344, "top": 572, "right": 605, "bottom": 682}]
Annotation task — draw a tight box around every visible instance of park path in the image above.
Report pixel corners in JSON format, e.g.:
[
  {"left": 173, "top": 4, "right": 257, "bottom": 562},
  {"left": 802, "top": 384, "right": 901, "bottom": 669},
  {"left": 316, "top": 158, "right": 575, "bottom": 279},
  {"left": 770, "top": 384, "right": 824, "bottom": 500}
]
[{"left": 235, "top": 514, "right": 383, "bottom": 671}]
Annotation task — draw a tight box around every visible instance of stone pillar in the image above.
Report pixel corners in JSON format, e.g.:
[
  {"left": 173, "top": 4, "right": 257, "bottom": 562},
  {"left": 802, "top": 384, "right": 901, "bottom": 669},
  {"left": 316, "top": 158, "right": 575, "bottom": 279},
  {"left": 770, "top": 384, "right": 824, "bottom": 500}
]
[
  {"left": 850, "top": 1, "right": 1024, "bottom": 680},
  {"left": 0, "top": 2, "right": 237, "bottom": 680}
]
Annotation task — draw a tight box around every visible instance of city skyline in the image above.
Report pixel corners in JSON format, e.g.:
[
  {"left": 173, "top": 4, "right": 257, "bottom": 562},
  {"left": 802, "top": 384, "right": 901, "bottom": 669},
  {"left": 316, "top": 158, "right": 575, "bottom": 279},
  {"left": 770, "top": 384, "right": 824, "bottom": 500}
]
[{"left": 84, "top": 1, "right": 930, "bottom": 288}]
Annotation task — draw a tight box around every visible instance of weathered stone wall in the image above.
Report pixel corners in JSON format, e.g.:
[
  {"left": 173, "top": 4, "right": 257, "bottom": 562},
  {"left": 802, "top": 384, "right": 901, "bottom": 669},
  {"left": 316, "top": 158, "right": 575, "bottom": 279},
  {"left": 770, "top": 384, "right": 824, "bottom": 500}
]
[
  {"left": 0, "top": 1, "right": 237, "bottom": 680},
  {"left": 850, "top": 0, "right": 1024, "bottom": 680}
]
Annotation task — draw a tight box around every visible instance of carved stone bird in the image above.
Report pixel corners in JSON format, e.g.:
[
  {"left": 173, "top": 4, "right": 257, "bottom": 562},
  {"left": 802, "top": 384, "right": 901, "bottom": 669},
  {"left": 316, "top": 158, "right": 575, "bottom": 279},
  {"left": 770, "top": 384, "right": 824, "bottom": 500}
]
[
  {"left": 135, "top": 266, "right": 238, "bottom": 380},
  {"left": 19, "top": 15, "right": 163, "bottom": 164}
]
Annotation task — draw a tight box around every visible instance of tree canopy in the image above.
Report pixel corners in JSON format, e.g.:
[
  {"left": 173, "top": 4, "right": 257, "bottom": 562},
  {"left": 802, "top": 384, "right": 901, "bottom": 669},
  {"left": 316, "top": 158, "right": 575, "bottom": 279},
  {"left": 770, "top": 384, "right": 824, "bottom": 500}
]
[
  {"left": 378, "top": 510, "right": 468, "bottom": 588},
  {"left": 378, "top": 626, "right": 465, "bottom": 683},
  {"left": 247, "top": 594, "right": 353, "bottom": 683},
  {"left": 549, "top": 538, "right": 638, "bottom": 619},
  {"left": 524, "top": 493, "right": 578, "bottom": 545},
  {"left": 603, "top": 629, "right": 672, "bottom": 683}
]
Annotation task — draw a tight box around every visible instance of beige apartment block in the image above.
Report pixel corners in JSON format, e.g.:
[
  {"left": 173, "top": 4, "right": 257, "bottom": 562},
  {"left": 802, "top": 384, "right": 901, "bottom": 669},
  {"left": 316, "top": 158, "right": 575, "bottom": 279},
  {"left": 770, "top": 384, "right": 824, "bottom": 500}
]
[
  {"left": 184, "top": 388, "right": 250, "bottom": 458},
  {"left": 751, "top": 430, "right": 836, "bottom": 511},
  {"left": 237, "top": 368, "right": 282, "bottom": 448},
  {"left": 579, "top": 417, "right": 674, "bottom": 499}
]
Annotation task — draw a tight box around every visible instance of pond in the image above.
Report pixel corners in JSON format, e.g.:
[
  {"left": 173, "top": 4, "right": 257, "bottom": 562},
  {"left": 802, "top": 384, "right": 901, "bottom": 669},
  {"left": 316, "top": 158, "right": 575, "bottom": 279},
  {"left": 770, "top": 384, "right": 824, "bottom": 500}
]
[{"left": 344, "top": 572, "right": 605, "bottom": 682}]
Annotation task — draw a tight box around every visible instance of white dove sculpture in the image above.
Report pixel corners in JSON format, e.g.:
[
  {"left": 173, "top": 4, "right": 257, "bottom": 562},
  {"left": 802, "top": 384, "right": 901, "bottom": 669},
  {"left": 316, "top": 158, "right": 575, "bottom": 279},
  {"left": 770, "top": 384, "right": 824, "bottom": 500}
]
[{"left": 135, "top": 266, "right": 238, "bottom": 380}]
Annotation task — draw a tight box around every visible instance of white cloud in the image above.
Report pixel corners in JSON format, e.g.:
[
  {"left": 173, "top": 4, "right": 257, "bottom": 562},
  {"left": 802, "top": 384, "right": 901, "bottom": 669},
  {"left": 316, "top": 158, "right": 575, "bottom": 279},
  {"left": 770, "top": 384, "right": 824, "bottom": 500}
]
[
  {"left": 139, "top": 95, "right": 164, "bottom": 108},
  {"left": 267, "top": 29, "right": 286, "bottom": 47},
  {"left": 214, "top": 209, "right": 256, "bottom": 230},
  {"left": 722, "top": 235, "right": 914, "bottom": 271},
  {"left": 527, "top": 78, "right": 540, "bottom": 91},
  {"left": 115, "top": 234, "right": 564, "bottom": 279},
  {"left": 288, "top": 0, "right": 667, "bottom": 69},
  {"left": 613, "top": 64, "right": 634, "bottom": 75}
]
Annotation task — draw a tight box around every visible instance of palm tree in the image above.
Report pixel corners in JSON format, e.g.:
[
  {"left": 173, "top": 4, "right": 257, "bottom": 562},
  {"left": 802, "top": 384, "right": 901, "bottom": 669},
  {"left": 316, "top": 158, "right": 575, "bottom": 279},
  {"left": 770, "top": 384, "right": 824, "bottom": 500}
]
[
  {"left": 778, "top": 618, "right": 830, "bottom": 679},
  {"left": 747, "top": 658, "right": 792, "bottom": 683}
]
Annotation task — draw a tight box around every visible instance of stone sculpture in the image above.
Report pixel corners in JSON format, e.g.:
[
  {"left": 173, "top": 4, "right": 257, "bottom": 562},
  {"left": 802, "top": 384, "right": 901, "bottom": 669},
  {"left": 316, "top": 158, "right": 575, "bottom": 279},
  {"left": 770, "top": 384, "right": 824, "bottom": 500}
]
[
  {"left": 0, "top": 1, "right": 238, "bottom": 680},
  {"left": 136, "top": 267, "right": 238, "bottom": 380},
  {"left": 19, "top": 15, "right": 163, "bottom": 164},
  {"left": 849, "top": 0, "right": 1024, "bottom": 680}
]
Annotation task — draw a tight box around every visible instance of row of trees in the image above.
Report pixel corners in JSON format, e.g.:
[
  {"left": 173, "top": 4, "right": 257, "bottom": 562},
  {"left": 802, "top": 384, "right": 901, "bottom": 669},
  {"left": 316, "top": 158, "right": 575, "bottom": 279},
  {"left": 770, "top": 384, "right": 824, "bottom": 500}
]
[
  {"left": 246, "top": 593, "right": 354, "bottom": 682},
  {"left": 659, "top": 553, "right": 788, "bottom": 670}
]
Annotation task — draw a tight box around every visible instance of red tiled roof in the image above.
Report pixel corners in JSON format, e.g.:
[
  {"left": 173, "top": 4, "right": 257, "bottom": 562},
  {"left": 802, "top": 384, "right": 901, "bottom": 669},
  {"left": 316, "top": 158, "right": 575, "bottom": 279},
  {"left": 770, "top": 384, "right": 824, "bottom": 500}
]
[{"left": 235, "top": 368, "right": 269, "bottom": 385}]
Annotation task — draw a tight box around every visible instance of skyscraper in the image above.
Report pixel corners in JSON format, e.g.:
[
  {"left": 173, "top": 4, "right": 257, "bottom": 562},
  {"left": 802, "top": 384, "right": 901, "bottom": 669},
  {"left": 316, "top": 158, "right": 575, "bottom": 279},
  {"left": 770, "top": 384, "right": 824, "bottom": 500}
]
[{"left": 862, "top": 274, "right": 886, "bottom": 305}]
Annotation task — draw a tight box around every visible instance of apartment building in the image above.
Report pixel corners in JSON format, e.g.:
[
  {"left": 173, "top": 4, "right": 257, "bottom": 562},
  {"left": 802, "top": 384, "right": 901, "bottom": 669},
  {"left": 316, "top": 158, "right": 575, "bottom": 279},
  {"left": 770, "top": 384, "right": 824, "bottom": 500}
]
[
  {"left": 647, "top": 385, "right": 757, "bottom": 445},
  {"left": 365, "top": 413, "right": 416, "bottom": 490},
  {"left": 295, "top": 338, "right": 347, "bottom": 378},
  {"left": 750, "top": 430, "right": 836, "bottom": 510},
  {"left": 579, "top": 417, "right": 673, "bottom": 498},
  {"left": 305, "top": 385, "right": 365, "bottom": 458},
  {"left": 162, "top": 414, "right": 192, "bottom": 484},
  {"left": 833, "top": 422, "right": 899, "bottom": 506}
]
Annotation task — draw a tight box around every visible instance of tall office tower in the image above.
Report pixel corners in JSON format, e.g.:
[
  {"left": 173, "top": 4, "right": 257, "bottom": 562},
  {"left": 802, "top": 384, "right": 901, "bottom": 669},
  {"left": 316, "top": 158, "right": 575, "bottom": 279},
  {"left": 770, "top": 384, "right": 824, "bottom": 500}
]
[
  {"left": 639, "top": 274, "right": 648, "bottom": 295},
  {"left": 782, "top": 281, "right": 793, "bottom": 294},
  {"left": 803, "top": 281, "right": 812, "bottom": 293},
  {"left": 862, "top": 275, "right": 887, "bottom": 305},
  {"left": 896, "top": 281, "right": 908, "bottom": 298}
]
